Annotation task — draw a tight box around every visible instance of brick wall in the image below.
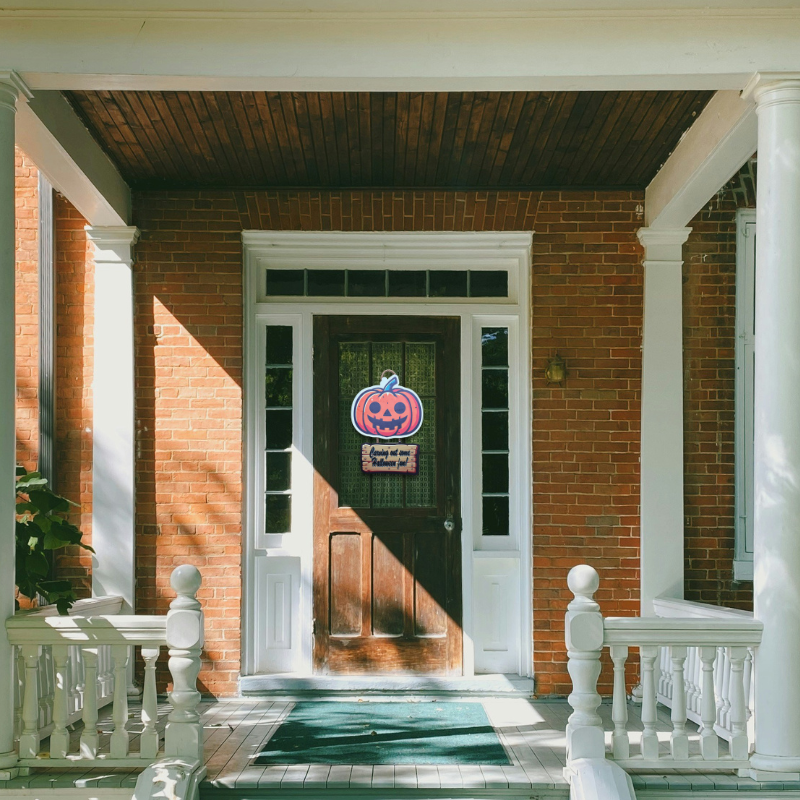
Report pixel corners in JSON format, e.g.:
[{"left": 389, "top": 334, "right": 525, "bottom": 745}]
[
  {"left": 683, "top": 198, "right": 753, "bottom": 610},
  {"left": 531, "top": 191, "right": 644, "bottom": 695},
  {"left": 53, "top": 195, "right": 94, "bottom": 594},
  {"left": 134, "top": 189, "right": 644, "bottom": 696},
  {"left": 15, "top": 148, "right": 39, "bottom": 471},
  {"left": 14, "top": 152, "right": 95, "bottom": 598}
]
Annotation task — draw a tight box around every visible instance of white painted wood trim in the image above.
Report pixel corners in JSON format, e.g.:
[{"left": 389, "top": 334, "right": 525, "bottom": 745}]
[
  {"left": 88, "top": 226, "right": 139, "bottom": 614},
  {"left": 653, "top": 595, "right": 753, "bottom": 620},
  {"left": 242, "top": 231, "right": 532, "bottom": 678},
  {"left": 734, "top": 208, "right": 756, "bottom": 579},
  {"left": 645, "top": 90, "right": 756, "bottom": 229},
  {"left": 638, "top": 227, "right": 691, "bottom": 616},
  {"left": 16, "top": 91, "right": 130, "bottom": 226},
  {"left": 603, "top": 616, "right": 762, "bottom": 647},
  {"left": 4, "top": 11, "right": 800, "bottom": 93}
]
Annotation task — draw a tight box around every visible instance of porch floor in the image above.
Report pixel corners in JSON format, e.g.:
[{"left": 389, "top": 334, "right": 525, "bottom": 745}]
[{"left": 2, "top": 698, "right": 800, "bottom": 797}]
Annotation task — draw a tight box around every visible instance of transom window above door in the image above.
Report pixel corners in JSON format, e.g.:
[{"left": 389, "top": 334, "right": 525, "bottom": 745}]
[{"left": 265, "top": 268, "right": 509, "bottom": 299}]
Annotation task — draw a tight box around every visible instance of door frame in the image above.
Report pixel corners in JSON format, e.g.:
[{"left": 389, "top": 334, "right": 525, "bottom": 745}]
[{"left": 241, "top": 232, "right": 533, "bottom": 681}]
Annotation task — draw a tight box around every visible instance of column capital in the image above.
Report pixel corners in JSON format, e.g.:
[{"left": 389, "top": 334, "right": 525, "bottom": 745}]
[
  {"left": 637, "top": 226, "right": 691, "bottom": 262},
  {"left": 0, "top": 71, "right": 32, "bottom": 114},
  {"left": 85, "top": 225, "right": 140, "bottom": 265},
  {"left": 743, "top": 72, "right": 800, "bottom": 107}
]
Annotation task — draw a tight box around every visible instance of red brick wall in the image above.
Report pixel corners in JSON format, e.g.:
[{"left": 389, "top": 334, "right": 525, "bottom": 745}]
[
  {"left": 14, "top": 153, "right": 94, "bottom": 598},
  {"left": 15, "top": 148, "right": 39, "bottom": 472},
  {"left": 683, "top": 199, "right": 752, "bottom": 610},
  {"left": 53, "top": 195, "right": 95, "bottom": 594},
  {"left": 134, "top": 189, "right": 644, "bottom": 696},
  {"left": 531, "top": 191, "right": 644, "bottom": 695}
]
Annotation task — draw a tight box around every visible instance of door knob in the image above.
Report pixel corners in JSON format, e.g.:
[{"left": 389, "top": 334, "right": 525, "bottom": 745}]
[{"left": 444, "top": 518, "right": 455, "bottom": 533}]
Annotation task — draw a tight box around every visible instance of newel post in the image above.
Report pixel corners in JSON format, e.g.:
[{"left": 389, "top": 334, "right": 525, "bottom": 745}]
[
  {"left": 565, "top": 564, "right": 606, "bottom": 764},
  {"left": 165, "top": 565, "right": 204, "bottom": 763}
]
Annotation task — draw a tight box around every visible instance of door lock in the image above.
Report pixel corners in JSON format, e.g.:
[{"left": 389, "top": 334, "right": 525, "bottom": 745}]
[{"left": 444, "top": 518, "right": 455, "bottom": 533}]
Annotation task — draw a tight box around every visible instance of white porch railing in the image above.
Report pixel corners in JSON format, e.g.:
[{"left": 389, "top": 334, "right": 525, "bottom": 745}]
[
  {"left": 6, "top": 565, "right": 205, "bottom": 768},
  {"left": 565, "top": 565, "right": 763, "bottom": 773},
  {"left": 12, "top": 595, "right": 124, "bottom": 745},
  {"left": 653, "top": 596, "right": 755, "bottom": 746}
]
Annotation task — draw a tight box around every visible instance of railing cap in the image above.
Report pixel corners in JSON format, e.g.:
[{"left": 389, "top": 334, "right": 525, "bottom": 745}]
[
  {"left": 567, "top": 564, "right": 600, "bottom": 613},
  {"left": 171, "top": 564, "right": 202, "bottom": 596}
]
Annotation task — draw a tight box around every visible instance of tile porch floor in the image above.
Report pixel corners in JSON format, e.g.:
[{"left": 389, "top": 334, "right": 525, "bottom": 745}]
[{"left": 1, "top": 698, "right": 800, "bottom": 797}]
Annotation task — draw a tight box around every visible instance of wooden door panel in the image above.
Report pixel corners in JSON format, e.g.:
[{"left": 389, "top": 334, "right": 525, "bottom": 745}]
[
  {"left": 329, "top": 533, "right": 362, "bottom": 637},
  {"left": 327, "top": 637, "right": 449, "bottom": 674},
  {"left": 414, "top": 533, "right": 448, "bottom": 637},
  {"left": 313, "top": 315, "right": 461, "bottom": 675},
  {"left": 371, "top": 534, "right": 405, "bottom": 637}
]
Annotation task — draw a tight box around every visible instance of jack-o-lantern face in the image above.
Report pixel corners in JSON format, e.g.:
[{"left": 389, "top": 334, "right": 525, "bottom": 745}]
[{"left": 351, "top": 371, "right": 424, "bottom": 439}]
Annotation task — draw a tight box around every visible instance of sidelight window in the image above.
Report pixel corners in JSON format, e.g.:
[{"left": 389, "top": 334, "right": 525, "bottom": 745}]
[
  {"left": 480, "top": 327, "right": 510, "bottom": 535},
  {"left": 265, "top": 325, "right": 293, "bottom": 534}
]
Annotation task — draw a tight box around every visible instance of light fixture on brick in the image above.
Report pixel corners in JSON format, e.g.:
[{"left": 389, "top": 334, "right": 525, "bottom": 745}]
[{"left": 545, "top": 354, "right": 566, "bottom": 384}]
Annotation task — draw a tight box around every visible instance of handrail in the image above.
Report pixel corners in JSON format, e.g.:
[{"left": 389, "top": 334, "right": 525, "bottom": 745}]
[
  {"left": 603, "top": 616, "right": 762, "bottom": 647},
  {"left": 652, "top": 595, "right": 757, "bottom": 747},
  {"left": 5, "top": 565, "right": 204, "bottom": 769},
  {"left": 8, "top": 615, "right": 167, "bottom": 646},
  {"left": 653, "top": 596, "right": 753, "bottom": 620},
  {"left": 564, "top": 564, "right": 762, "bottom": 775},
  {"left": 14, "top": 595, "right": 124, "bottom": 618}
]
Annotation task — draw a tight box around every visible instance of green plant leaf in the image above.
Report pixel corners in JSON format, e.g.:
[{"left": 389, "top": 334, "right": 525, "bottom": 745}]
[
  {"left": 28, "top": 489, "right": 61, "bottom": 515},
  {"left": 25, "top": 551, "right": 50, "bottom": 579},
  {"left": 15, "top": 466, "right": 87, "bottom": 615},
  {"left": 43, "top": 531, "right": 70, "bottom": 550}
]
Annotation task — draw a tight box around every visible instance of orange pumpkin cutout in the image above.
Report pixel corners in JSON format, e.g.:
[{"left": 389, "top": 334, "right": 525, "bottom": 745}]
[{"left": 351, "top": 370, "right": 424, "bottom": 440}]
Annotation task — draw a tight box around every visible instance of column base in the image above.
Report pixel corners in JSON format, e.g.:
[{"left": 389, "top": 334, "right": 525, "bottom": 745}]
[
  {"left": 0, "top": 750, "right": 19, "bottom": 780},
  {"left": 748, "top": 752, "right": 800, "bottom": 779}
]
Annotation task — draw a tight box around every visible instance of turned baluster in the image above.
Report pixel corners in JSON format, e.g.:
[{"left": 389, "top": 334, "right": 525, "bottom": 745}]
[
  {"left": 39, "top": 647, "right": 53, "bottom": 729},
  {"left": 685, "top": 646, "right": 699, "bottom": 714},
  {"left": 728, "top": 646, "right": 749, "bottom": 760},
  {"left": 610, "top": 644, "right": 630, "bottom": 759},
  {"left": 165, "top": 565, "right": 205, "bottom": 762},
  {"left": 657, "top": 647, "right": 670, "bottom": 701},
  {"left": 140, "top": 647, "right": 161, "bottom": 758},
  {"left": 669, "top": 646, "right": 689, "bottom": 760},
  {"left": 699, "top": 645, "right": 719, "bottom": 760},
  {"left": 719, "top": 647, "right": 732, "bottom": 729},
  {"left": 50, "top": 644, "right": 70, "bottom": 758},
  {"left": 73, "top": 646, "right": 84, "bottom": 716},
  {"left": 79, "top": 648, "right": 99, "bottom": 758},
  {"left": 110, "top": 645, "right": 130, "bottom": 757},
  {"left": 14, "top": 647, "right": 24, "bottom": 739},
  {"left": 19, "top": 644, "right": 41, "bottom": 758},
  {"left": 744, "top": 648, "right": 754, "bottom": 724},
  {"left": 640, "top": 645, "right": 659, "bottom": 761}
]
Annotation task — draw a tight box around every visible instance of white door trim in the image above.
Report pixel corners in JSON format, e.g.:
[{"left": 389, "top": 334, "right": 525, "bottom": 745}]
[{"left": 242, "top": 231, "right": 533, "bottom": 679}]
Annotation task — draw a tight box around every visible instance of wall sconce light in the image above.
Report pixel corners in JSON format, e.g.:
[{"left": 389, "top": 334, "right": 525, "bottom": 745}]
[{"left": 545, "top": 354, "right": 566, "bottom": 384}]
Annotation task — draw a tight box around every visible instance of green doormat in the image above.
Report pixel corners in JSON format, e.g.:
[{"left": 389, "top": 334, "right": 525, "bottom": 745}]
[{"left": 254, "top": 702, "right": 509, "bottom": 765}]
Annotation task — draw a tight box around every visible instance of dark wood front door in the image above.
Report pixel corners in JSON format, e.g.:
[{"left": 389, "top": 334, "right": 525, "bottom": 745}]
[{"left": 313, "top": 316, "right": 462, "bottom": 675}]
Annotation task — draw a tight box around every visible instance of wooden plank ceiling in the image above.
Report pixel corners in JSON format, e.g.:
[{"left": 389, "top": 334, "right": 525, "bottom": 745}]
[{"left": 65, "top": 90, "right": 713, "bottom": 191}]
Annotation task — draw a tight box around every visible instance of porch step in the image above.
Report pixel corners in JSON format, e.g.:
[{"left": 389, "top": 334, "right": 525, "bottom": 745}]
[
  {"left": 238, "top": 673, "right": 534, "bottom": 698},
  {"left": 201, "top": 789, "right": 568, "bottom": 800}
]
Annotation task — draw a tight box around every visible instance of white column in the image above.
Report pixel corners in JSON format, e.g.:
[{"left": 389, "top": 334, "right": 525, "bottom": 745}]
[
  {"left": 87, "top": 226, "right": 139, "bottom": 614},
  {"left": 637, "top": 227, "right": 691, "bottom": 615},
  {"left": 0, "top": 70, "right": 31, "bottom": 777},
  {"left": 744, "top": 72, "right": 800, "bottom": 779}
]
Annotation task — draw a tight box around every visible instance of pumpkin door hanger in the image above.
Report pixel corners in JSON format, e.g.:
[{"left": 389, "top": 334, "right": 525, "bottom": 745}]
[{"left": 351, "top": 370, "right": 424, "bottom": 440}]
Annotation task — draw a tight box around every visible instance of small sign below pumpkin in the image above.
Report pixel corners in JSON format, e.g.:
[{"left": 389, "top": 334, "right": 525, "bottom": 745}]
[
  {"left": 361, "top": 443, "right": 419, "bottom": 474},
  {"left": 351, "top": 370, "right": 424, "bottom": 440}
]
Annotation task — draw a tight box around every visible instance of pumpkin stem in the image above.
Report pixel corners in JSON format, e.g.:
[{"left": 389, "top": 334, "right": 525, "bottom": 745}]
[{"left": 382, "top": 374, "right": 399, "bottom": 391}]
